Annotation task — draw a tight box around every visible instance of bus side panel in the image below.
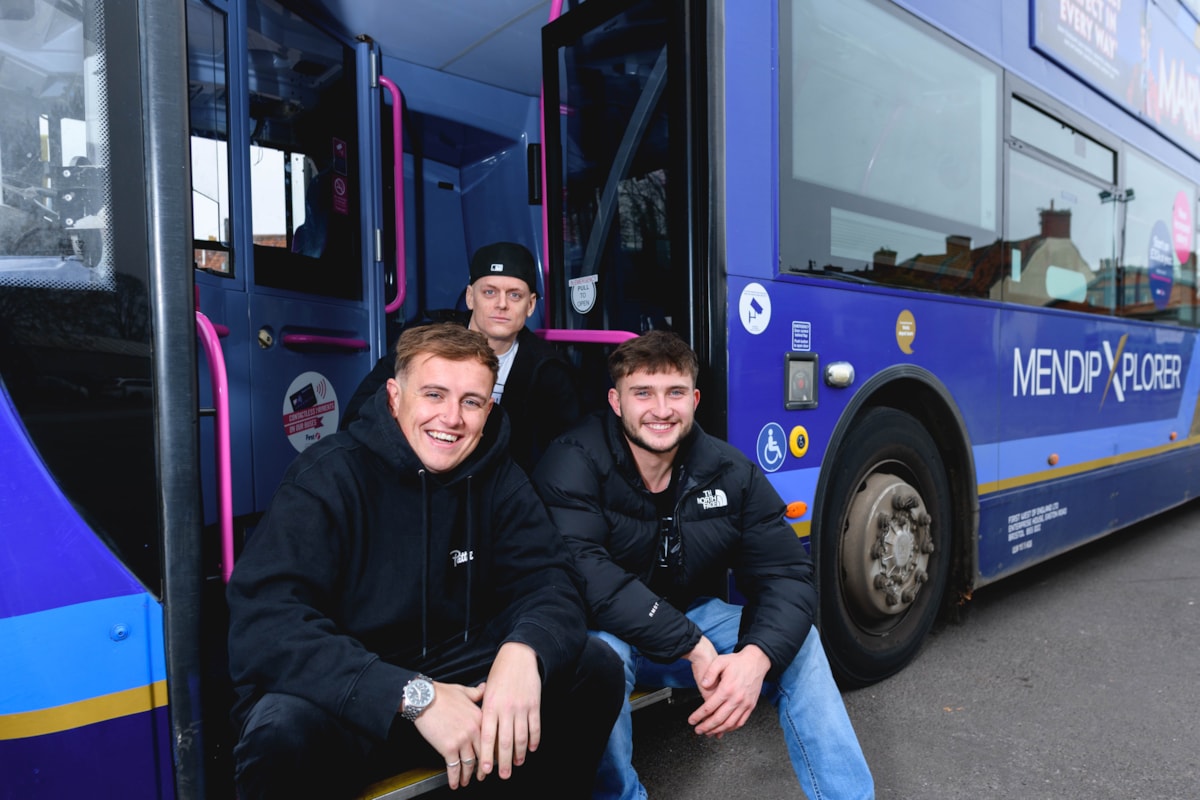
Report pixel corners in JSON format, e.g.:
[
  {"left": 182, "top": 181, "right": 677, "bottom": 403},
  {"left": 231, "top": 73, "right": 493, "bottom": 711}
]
[
  {"left": 979, "top": 444, "right": 1200, "bottom": 581},
  {"left": 0, "top": 386, "right": 171, "bottom": 799},
  {"left": 0, "top": 709, "right": 171, "bottom": 799},
  {"left": 723, "top": 277, "right": 1001, "bottom": 499}
]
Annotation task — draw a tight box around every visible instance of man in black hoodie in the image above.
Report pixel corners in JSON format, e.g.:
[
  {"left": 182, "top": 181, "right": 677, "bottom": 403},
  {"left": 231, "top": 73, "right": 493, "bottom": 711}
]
[
  {"left": 340, "top": 241, "right": 582, "bottom": 474},
  {"left": 227, "top": 323, "right": 623, "bottom": 800}
]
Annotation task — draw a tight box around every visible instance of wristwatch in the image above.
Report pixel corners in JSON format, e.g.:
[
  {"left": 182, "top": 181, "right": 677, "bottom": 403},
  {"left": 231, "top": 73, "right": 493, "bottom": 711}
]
[{"left": 400, "top": 674, "right": 435, "bottom": 721}]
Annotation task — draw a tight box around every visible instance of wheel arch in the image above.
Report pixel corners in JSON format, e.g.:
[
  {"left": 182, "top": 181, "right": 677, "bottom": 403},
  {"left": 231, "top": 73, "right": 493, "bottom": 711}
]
[{"left": 812, "top": 365, "right": 979, "bottom": 615}]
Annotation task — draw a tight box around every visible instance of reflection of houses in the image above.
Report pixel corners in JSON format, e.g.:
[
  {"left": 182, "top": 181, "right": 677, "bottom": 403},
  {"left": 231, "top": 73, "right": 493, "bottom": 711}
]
[
  {"left": 865, "top": 205, "right": 1098, "bottom": 308},
  {"left": 1086, "top": 262, "right": 1199, "bottom": 322},
  {"left": 863, "top": 204, "right": 1199, "bottom": 319},
  {"left": 988, "top": 206, "right": 1092, "bottom": 306}
]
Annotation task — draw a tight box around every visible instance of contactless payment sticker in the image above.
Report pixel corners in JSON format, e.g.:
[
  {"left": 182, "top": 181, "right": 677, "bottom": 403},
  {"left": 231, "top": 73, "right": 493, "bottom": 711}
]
[{"left": 283, "top": 371, "right": 339, "bottom": 453}]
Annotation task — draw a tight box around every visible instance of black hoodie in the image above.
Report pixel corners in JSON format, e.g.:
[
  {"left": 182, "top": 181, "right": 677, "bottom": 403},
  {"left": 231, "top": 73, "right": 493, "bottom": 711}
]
[{"left": 227, "top": 386, "right": 589, "bottom": 741}]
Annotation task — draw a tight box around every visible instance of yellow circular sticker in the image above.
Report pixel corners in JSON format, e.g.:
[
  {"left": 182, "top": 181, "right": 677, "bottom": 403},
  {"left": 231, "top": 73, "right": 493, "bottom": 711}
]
[
  {"left": 789, "top": 425, "right": 810, "bottom": 458},
  {"left": 896, "top": 310, "right": 915, "bottom": 354}
]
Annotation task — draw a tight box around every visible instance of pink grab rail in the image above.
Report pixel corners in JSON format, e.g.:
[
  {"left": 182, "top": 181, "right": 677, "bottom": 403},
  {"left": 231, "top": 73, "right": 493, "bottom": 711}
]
[
  {"left": 379, "top": 74, "right": 407, "bottom": 315},
  {"left": 195, "top": 311, "right": 234, "bottom": 583},
  {"left": 281, "top": 334, "right": 369, "bottom": 352},
  {"left": 536, "top": 328, "right": 639, "bottom": 345}
]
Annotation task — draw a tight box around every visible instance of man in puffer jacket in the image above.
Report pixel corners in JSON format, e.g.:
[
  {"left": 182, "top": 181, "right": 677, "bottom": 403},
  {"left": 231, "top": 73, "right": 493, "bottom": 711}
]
[
  {"left": 227, "top": 323, "right": 623, "bottom": 800},
  {"left": 532, "top": 331, "right": 874, "bottom": 800}
]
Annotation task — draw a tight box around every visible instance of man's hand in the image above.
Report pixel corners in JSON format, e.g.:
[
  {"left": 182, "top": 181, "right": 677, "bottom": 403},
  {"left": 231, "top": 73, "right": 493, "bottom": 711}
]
[
  {"left": 686, "top": 643, "right": 771, "bottom": 738},
  {"left": 478, "top": 642, "right": 542, "bottom": 781},
  {"left": 684, "top": 635, "right": 720, "bottom": 701},
  {"left": 412, "top": 682, "right": 486, "bottom": 789}
]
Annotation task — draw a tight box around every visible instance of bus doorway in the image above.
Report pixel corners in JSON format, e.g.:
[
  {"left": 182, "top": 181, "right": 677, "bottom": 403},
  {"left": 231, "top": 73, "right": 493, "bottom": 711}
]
[
  {"left": 191, "top": 0, "right": 373, "bottom": 532},
  {"left": 541, "top": 0, "right": 720, "bottom": 431}
]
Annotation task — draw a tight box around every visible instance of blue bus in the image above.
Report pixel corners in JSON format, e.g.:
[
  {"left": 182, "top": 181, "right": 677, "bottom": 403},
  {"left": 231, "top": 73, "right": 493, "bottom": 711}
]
[{"left": 3, "top": 0, "right": 1199, "bottom": 796}]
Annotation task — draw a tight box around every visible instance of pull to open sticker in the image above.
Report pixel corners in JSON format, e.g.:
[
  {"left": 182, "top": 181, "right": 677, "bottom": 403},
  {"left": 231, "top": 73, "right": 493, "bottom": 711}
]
[{"left": 570, "top": 274, "right": 598, "bottom": 314}]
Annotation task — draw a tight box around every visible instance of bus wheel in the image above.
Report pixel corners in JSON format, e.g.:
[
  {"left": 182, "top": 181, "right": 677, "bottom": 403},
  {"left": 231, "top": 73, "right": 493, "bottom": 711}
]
[{"left": 819, "top": 407, "right": 951, "bottom": 687}]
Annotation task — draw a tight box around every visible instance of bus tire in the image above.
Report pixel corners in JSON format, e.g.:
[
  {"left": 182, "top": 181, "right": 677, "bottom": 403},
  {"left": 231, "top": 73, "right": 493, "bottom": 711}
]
[{"left": 818, "top": 407, "right": 951, "bottom": 688}]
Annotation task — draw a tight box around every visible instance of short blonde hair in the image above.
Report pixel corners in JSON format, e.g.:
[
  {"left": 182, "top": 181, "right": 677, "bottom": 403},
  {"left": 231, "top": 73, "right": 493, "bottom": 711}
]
[{"left": 394, "top": 323, "right": 499, "bottom": 383}]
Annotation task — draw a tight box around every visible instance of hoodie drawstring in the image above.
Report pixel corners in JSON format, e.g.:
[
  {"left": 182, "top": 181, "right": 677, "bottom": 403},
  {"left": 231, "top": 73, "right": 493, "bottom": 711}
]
[
  {"left": 464, "top": 475, "right": 474, "bottom": 642},
  {"left": 419, "top": 468, "right": 429, "bottom": 659}
]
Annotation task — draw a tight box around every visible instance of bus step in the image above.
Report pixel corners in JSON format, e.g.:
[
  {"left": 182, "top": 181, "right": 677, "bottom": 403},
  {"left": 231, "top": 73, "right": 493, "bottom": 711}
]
[
  {"left": 356, "top": 766, "right": 446, "bottom": 800},
  {"left": 356, "top": 688, "right": 672, "bottom": 799},
  {"left": 629, "top": 686, "right": 672, "bottom": 711}
]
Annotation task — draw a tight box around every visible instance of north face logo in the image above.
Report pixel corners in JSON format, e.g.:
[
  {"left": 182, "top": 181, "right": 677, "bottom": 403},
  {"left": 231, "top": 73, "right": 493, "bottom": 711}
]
[{"left": 697, "top": 489, "right": 727, "bottom": 510}]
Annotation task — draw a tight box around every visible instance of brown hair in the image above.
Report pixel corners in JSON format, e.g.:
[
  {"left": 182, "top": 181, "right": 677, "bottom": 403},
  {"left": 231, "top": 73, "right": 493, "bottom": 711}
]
[
  {"left": 608, "top": 330, "right": 699, "bottom": 386},
  {"left": 394, "top": 323, "right": 499, "bottom": 383}
]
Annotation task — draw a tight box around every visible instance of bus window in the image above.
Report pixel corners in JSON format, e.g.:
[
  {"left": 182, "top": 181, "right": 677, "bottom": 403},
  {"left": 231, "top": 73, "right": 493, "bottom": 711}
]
[
  {"left": 0, "top": 0, "right": 160, "bottom": 588},
  {"left": 779, "top": 0, "right": 1000, "bottom": 293},
  {"left": 246, "top": 0, "right": 360, "bottom": 300},
  {"left": 1121, "top": 149, "right": 1198, "bottom": 325},
  {"left": 1010, "top": 97, "right": 1115, "bottom": 184},
  {"left": 1000, "top": 147, "right": 1115, "bottom": 313},
  {"left": 188, "top": 0, "right": 233, "bottom": 276},
  {"left": 547, "top": 0, "right": 687, "bottom": 336}
]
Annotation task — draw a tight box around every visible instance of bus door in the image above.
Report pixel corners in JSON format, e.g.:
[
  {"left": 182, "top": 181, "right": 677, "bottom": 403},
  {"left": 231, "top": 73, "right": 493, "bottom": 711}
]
[
  {"left": 192, "top": 0, "right": 374, "bottom": 526},
  {"left": 541, "top": 0, "right": 718, "bottom": 423}
]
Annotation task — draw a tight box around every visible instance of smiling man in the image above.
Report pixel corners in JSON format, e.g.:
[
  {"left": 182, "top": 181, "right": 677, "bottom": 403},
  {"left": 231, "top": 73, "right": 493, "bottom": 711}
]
[
  {"left": 227, "top": 324, "right": 623, "bottom": 800},
  {"left": 531, "top": 331, "right": 874, "bottom": 800},
  {"left": 341, "top": 242, "right": 582, "bottom": 474}
]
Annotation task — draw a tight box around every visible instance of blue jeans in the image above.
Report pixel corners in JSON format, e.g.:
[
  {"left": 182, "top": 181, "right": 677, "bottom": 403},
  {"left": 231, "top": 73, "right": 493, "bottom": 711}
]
[{"left": 593, "top": 598, "right": 874, "bottom": 800}]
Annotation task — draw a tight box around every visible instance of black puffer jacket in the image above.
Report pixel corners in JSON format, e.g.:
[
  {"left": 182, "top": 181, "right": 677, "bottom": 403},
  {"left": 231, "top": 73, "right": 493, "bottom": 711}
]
[
  {"left": 532, "top": 412, "right": 816, "bottom": 680},
  {"left": 228, "top": 387, "right": 589, "bottom": 740}
]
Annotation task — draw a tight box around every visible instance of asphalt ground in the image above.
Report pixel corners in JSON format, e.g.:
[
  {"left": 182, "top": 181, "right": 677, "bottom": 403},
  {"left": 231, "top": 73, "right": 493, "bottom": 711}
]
[
  {"left": 634, "top": 498, "right": 1200, "bottom": 800},
  {"left": 416, "top": 498, "right": 1200, "bottom": 799}
]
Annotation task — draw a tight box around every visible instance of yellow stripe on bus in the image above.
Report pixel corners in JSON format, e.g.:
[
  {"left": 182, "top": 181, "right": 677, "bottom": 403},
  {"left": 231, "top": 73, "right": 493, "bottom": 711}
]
[
  {"left": 0, "top": 679, "right": 168, "bottom": 740},
  {"left": 977, "top": 435, "right": 1200, "bottom": 495}
]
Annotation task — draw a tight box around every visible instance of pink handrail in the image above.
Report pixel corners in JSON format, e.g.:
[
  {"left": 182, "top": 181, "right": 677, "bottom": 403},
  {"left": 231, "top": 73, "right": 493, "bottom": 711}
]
[
  {"left": 536, "top": 328, "right": 639, "bottom": 345},
  {"left": 540, "top": 0, "right": 565, "bottom": 320},
  {"left": 281, "top": 334, "right": 369, "bottom": 351},
  {"left": 196, "top": 311, "right": 234, "bottom": 584},
  {"left": 379, "top": 74, "right": 407, "bottom": 315}
]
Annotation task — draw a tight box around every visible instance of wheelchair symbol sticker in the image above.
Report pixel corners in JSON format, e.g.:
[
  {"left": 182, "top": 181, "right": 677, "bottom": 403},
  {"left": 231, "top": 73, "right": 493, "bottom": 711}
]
[{"left": 756, "top": 422, "right": 787, "bottom": 473}]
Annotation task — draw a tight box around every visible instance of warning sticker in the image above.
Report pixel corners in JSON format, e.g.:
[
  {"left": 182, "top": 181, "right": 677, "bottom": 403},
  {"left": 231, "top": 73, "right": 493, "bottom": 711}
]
[{"left": 570, "top": 274, "right": 598, "bottom": 314}]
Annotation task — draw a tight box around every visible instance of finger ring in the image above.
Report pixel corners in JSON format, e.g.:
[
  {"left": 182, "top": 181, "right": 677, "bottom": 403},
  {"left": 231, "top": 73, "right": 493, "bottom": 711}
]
[
  {"left": 446, "top": 761, "right": 460, "bottom": 768},
  {"left": 462, "top": 758, "right": 476, "bottom": 765}
]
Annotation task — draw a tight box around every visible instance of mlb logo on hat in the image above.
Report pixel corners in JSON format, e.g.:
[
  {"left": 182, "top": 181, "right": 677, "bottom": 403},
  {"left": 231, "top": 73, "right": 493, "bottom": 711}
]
[{"left": 469, "top": 242, "right": 538, "bottom": 292}]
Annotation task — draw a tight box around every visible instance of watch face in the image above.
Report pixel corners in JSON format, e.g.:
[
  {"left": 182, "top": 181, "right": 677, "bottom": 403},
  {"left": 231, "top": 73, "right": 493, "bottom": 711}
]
[{"left": 406, "top": 678, "right": 434, "bottom": 709}]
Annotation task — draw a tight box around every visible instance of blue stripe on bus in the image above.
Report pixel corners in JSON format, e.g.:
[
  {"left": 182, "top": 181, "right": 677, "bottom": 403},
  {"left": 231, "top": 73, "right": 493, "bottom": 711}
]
[{"left": 0, "top": 594, "right": 165, "bottom": 714}]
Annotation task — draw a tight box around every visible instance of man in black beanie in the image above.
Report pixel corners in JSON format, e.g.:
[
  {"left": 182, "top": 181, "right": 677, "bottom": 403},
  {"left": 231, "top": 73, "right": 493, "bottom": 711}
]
[{"left": 342, "top": 242, "right": 582, "bottom": 473}]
